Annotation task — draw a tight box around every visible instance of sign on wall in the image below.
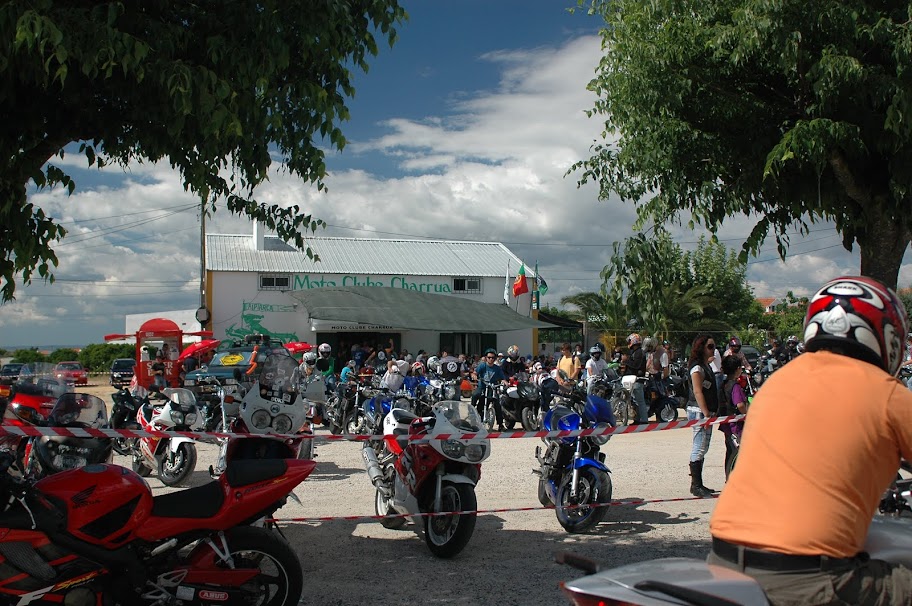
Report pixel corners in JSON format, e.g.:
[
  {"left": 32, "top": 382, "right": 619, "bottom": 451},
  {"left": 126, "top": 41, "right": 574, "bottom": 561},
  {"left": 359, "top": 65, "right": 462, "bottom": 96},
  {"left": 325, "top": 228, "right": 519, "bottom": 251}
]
[{"left": 292, "top": 274, "right": 452, "bottom": 293}]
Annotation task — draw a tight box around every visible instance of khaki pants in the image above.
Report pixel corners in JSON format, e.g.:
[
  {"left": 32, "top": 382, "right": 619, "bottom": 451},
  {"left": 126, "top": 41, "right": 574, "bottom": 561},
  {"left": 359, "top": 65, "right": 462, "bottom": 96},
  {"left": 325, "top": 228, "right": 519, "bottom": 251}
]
[{"left": 707, "top": 550, "right": 912, "bottom": 605}]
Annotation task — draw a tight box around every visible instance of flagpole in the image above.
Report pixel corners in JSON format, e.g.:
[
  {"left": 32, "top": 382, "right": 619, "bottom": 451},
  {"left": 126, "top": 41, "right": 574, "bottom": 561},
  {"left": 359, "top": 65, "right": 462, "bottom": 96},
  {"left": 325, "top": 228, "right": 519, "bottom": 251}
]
[
  {"left": 532, "top": 260, "right": 540, "bottom": 356},
  {"left": 504, "top": 260, "right": 510, "bottom": 305}
]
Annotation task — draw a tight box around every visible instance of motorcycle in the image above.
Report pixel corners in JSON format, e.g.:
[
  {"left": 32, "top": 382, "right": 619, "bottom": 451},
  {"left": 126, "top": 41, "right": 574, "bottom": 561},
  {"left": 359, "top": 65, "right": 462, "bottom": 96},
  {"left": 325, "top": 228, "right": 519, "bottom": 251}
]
[
  {"left": 557, "top": 514, "right": 912, "bottom": 605},
  {"left": 131, "top": 387, "right": 202, "bottom": 486},
  {"left": 362, "top": 400, "right": 491, "bottom": 558},
  {"left": 642, "top": 377, "right": 680, "bottom": 422},
  {"left": 502, "top": 372, "right": 542, "bottom": 431},
  {"left": 0, "top": 446, "right": 315, "bottom": 605},
  {"left": 212, "top": 353, "right": 315, "bottom": 477},
  {"left": 478, "top": 381, "right": 507, "bottom": 432},
  {"left": 534, "top": 397, "right": 614, "bottom": 533},
  {"left": 110, "top": 386, "right": 143, "bottom": 455},
  {"left": 22, "top": 393, "right": 113, "bottom": 480}
]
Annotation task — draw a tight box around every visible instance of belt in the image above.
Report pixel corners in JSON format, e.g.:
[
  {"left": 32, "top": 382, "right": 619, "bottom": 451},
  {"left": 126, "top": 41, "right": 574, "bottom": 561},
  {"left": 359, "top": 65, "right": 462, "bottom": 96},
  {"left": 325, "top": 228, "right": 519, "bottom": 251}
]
[{"left": 711, "top": 537, "right": 858, "bottom": 572}]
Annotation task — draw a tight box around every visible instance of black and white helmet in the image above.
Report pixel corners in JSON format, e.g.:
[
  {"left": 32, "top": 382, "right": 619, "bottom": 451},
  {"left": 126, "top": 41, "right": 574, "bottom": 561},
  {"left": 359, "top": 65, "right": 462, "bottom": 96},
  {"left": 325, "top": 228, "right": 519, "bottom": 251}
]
[{"left": 318, "top": 343, "right": 331, "bottom": 356}]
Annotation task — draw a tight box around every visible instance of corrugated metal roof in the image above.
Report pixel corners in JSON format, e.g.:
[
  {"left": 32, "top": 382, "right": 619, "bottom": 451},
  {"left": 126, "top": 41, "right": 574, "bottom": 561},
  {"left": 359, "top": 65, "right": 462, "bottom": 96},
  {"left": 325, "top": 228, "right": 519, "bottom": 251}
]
[{"left": 206, "top": 234, "right": 534, "bottom": 278}]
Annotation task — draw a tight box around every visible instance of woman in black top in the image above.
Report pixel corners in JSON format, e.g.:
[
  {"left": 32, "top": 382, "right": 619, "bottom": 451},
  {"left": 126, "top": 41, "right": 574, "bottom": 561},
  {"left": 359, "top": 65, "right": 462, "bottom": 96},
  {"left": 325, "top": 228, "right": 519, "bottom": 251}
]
[{"left": 686, "top": 334, "right": 719, "bottom": 497}]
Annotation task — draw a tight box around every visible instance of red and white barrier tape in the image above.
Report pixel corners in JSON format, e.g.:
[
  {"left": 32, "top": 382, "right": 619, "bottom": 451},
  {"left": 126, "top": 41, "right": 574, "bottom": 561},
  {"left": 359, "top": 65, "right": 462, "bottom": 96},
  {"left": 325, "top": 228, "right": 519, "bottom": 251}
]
[
  {"left": 266, "top": 494, "right": 719, "bottom": 524},
  {"left": 0, "top": 415, "right": 744, "bottom": 442}
]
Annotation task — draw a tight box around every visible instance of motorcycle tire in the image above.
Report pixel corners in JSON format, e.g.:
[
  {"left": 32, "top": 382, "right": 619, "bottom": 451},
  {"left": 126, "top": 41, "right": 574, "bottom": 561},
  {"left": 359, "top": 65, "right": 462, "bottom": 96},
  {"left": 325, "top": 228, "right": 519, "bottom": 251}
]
[
  {"left": 537, "top": 476, "right": 552, "bottom": 507},
  {"left": 555, "top": 468, "right": 612, "bottom": 534},
  {"left": 375, "top": 487, "right": 407, "bottom": 529},
  {"left": 658, "top": 402, "right": 678, "bottom": 422},
  {"left": 219, "top": 526, "right": 303, "bottom": 606},
  {"left": 423, "top": 481, "right": 477, "bottom": 559},
  {"left": 483, "top": 402, "right": 496, "bottom": 432},
  {"left": 344, "top": 410, "right": 368, "bottom": 436},
  {"left": 157, "top": 442, "right": 197, "bottom": 486},
  {"left": 725, "top": 449, "right": 738, "bottom": 481},
  {"left": 297, "top": 436, "right": 314, "bottom": 461},
  {"left": 521, "top": 407, "right": 538, "bottom": 432},
  {"left": 131, "top": 456, "right": 152, "bottom": 478},
  {"left": 611, "top": 394, "right": 629, "bottom": 426}
]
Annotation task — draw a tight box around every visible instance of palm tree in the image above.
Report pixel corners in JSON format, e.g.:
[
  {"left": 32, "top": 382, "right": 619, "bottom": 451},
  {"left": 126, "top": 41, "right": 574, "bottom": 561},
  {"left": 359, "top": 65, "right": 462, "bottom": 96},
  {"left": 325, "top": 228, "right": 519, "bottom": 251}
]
[
  {"left": 560, "top": 291, "right": 628, "bottom": 344},
  {"left": 649, "top": 283, "right": 730, "bottom": 344}
]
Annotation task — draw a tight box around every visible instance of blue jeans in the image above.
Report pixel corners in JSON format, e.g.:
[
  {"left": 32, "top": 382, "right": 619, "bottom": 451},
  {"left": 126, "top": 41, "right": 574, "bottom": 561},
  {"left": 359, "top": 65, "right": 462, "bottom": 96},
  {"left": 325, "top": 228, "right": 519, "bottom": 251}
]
[
  {"left": 631, "top": 381, "right": 647, "bottom": 422},
  {"left": 688, "top": 407, "right": 712, "bottom": 462}
]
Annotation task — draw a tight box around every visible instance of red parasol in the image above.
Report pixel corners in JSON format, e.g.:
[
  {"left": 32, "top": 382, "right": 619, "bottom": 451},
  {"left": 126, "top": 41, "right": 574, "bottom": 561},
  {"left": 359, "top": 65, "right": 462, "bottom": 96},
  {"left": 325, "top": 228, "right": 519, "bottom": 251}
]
[
  {"left": 178, "top": 339, "right": 221, "bottom": 362},
  {"left": 285, "top": 341, "right": 314, "bottom": 354}
]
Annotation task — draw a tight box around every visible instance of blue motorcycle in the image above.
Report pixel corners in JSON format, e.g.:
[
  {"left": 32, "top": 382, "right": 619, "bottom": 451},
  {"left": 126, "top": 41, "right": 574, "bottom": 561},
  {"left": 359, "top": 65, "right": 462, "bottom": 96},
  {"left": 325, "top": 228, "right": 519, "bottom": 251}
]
[{"left": 534, "top": 394, "right": 615, "bottom": 533}]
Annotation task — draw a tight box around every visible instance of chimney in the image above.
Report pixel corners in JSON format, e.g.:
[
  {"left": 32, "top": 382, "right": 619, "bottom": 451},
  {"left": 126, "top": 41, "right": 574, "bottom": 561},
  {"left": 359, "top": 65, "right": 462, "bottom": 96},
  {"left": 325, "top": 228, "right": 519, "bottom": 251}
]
[{"left": 252, "top": 221, "right": 266, "bottom": 251}]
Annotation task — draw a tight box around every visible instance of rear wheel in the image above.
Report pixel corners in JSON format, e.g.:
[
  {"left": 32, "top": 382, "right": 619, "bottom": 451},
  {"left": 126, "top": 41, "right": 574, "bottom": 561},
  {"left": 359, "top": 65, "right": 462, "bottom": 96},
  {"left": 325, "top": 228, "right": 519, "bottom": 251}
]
[
  {"left": 220, "top": 526, "right": 303, "bottom": 606},
  {"left": 555, "top": 468, "right": 612, "bottom": 533},
  {"left": 131, "top": 456, "right": 152, "bottom": 478},
  {"left": 611, "top": 394, "right": 629, "bottom": 426},
  {"left": 521, "top": 407, "right": 538, "bottom": 432},
  {"left": 725, "top": 448, "right": 738, "bottom": 480},
  {"left": 423, "top": 481, "right": 477, "bottom": 558},
  {"left": 375, "top": 485, "right": 406, "bottom": 529}
]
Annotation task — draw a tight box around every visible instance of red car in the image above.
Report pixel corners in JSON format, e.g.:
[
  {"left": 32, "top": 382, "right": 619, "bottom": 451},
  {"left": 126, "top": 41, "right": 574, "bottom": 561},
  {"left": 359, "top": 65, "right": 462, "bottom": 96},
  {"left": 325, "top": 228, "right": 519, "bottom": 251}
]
[{"left": 54, "top": 361, "right": 88, "bottom": 386}]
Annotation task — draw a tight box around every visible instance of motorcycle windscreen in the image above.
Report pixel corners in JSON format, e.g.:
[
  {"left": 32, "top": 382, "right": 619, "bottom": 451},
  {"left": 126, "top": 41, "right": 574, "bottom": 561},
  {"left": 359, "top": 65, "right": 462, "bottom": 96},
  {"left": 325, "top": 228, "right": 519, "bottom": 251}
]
[
  {"left": 434, "top": 400, "right": 483, "bottom": 432},
  {"left": 48, "top": 393, "right": 108, "bottom": 428},
  {"left": 259, "top": 354, "right": 301, "bottom": 394}
]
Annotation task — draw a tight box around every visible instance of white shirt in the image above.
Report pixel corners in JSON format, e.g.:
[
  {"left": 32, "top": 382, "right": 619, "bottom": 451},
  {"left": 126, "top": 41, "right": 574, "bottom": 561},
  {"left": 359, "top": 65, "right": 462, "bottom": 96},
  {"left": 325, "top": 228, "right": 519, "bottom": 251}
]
[
  {"left": 585, "top": 357, "right": 610, "bottom": 387},
  {"left": 710, "top": 348, "right": 723, "bottom": 374}
]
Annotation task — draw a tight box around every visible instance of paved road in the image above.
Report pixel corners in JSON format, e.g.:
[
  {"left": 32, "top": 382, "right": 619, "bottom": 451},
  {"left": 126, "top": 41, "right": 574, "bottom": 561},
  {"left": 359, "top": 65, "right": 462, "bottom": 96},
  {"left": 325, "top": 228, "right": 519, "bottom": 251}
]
[{"left": 82, "top": 383, "right": 723, "bottom": 605}]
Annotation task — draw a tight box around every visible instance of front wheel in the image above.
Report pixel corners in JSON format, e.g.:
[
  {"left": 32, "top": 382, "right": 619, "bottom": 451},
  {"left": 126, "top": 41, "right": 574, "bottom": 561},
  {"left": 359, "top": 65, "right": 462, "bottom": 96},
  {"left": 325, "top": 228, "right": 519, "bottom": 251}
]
[
  {"left": 220, "top": 526, "right": 303, "bottom": 606},
  {"left": 424, "top": 481, "right": 477, "bottom": 558},
  {"left": 521, "top": 407, "right": 538, "bottom": 432},
  {"left": 132, "top": 455, "right": 152, "bottom": 478},
  {"left": 483, "top": 401, "right": 496, "bottom": 432},
  {"left": 344, "top": 410, "right": 368, "bottom": 436},
  {"left": 658, "top": 401, "right": 678, "bottom": 422},
  {"left": 611, "top": 394, "right": 629, "bottom": 426},
  {"left": 158, "top": 442, "right": 197, "bottom": 486},
  {"left": 726, "top": 448, "right": 738, "bottom": 481},
  {"left": 555, "top": 468, "right": 612, "bottom": 533}
]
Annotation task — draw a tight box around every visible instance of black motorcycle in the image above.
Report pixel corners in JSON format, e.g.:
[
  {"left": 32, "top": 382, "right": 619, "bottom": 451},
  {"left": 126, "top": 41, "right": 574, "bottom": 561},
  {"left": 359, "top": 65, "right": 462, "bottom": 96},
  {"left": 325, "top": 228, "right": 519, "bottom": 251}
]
[
  {"left": 501, "top": 372, "right": 542, "bottom": 431},
  {"left": 110, "top": 387, "right": 142, "bottom": 455}
]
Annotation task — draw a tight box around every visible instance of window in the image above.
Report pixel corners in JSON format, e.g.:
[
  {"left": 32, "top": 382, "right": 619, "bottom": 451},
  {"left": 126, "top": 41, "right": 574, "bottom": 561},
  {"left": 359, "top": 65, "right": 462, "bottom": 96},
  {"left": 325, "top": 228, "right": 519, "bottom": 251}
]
[
  {"left": 259, "top": 274, "right": 290, "bottom": 290},
  {"left": 453, "top": 277, "right": 482, "bottom": 294}
]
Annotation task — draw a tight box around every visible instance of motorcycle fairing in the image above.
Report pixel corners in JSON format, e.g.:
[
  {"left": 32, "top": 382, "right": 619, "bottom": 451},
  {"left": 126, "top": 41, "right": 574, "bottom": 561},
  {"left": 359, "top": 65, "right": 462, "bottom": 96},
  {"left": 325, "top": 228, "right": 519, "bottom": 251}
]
[{"left": 570, "top": 456, "right": 611, "bottom": 474}]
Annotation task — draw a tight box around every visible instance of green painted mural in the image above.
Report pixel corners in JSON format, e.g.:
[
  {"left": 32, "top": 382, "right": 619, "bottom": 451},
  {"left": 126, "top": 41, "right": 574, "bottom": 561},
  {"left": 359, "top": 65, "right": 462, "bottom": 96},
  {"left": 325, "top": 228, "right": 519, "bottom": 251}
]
[{"left": 224, "top": 301, "right": 300, "bottom": 342}]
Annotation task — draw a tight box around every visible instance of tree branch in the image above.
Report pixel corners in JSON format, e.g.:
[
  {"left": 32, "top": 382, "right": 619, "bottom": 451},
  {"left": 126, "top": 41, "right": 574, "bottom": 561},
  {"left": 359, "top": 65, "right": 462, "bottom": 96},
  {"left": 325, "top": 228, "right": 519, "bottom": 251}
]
[{"left": 827, "top": 149, "right": 871, "bottom": 207}]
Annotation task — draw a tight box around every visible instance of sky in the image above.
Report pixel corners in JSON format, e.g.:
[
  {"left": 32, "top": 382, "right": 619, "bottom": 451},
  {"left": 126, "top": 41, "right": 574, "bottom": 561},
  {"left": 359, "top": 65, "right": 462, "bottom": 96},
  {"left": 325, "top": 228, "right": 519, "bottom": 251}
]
[{"left": 2, "top": 0, "right": 911, "bottom": 349}]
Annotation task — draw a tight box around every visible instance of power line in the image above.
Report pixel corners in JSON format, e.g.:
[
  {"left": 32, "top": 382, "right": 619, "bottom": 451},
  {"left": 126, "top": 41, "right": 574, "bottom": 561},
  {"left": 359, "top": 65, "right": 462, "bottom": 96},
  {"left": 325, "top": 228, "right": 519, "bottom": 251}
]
[
  {"left": 57, "top": 206, "right": 198, "bottom": 247},
  {"left": 57, "top": 203, "right": 198, "bottom": 226}
]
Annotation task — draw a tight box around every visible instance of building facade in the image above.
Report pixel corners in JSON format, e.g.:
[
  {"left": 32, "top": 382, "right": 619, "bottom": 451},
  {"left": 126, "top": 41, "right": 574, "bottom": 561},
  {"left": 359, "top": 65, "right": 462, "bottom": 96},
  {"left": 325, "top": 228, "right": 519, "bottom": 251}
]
[{"left": 203, "top": 224, "right": 538, "bottom": 358}]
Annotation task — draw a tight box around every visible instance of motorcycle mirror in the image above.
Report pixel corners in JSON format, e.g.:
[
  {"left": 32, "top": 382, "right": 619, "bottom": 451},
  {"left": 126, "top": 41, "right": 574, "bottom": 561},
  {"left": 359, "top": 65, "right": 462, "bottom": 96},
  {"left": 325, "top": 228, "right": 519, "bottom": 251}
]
[{"left": 12, "top": 404, "right": 39, "bottom": 424}]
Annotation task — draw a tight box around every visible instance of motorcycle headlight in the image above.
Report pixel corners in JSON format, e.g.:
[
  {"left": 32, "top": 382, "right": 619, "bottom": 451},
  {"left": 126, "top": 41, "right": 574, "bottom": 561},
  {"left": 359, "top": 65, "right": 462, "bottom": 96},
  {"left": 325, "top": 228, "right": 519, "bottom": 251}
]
[
  {"left": 444, "top": 385, "right": 457, "bottom": 400},
  {"left": 464, "top": 443, "right": 487, "bottom": 463},
  {"left": 273, "top": 414, "right": 293, "bottom": 434},
  {"left": 440, "top": 439, "right": 466, "bottom": 459},
  {"left": 591, "top": 422, "right": 612, "bottom": 446},
  {"left": 184, "top": 412, "right": 198, "bottom": 426},
  {"left": 251, "top": 409, "right": 272, "bottom": 429},
  {"left": 169, "top": 410, "right": 185, "bottom": 424},
  {"left": 184, "top": 379, "right": 195, "bottom": 386}
]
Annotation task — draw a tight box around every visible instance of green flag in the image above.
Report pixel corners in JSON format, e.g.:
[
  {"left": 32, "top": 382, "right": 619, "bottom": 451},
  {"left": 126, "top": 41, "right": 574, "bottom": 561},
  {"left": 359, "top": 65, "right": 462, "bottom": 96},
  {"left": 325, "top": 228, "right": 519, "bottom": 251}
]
[{"left": 535, "top": 262, "right": 548, "bottom": 295}]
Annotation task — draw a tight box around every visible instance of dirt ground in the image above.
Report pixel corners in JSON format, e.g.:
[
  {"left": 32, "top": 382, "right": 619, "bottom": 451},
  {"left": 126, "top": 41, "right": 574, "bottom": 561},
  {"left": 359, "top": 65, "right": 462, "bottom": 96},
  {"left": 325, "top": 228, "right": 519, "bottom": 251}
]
[{"left": 77, "top": 380, "right": 722, "bottom": 605}]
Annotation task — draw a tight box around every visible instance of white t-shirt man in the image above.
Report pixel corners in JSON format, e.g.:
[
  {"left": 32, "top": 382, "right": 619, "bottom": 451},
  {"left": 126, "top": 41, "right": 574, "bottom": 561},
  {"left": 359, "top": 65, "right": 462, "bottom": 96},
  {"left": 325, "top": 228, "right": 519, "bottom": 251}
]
[{"left": 585, "top": 357, "right": 610, "bottom": 389}]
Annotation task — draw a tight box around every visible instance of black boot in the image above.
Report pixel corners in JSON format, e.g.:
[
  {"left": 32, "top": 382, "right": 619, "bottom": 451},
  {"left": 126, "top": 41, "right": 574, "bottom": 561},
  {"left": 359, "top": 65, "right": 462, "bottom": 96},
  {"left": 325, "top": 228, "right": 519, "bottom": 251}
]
[
  {"left": 689, "top": 461, "right": 713, "bottom": 497},
  {"left": 695, "top": 459, "right": 717, "bottom": 493}
]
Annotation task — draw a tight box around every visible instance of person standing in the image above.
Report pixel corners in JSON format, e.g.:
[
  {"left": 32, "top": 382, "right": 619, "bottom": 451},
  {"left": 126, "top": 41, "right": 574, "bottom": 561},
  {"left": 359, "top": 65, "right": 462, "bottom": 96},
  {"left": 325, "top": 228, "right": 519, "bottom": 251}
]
[
  {"left": 556, "top": 343, "right": 581, "bottom": 386},
  {"left": 686, "top": 334, "right": 719, "bottom": 497},
  {"left": 151, "top": 352, "right": 167, "bottom": 390},
  {"left": 644, "top": 336, "right": 670, "bottom": 396},
  {"left": 625, "top": 333, "right": 648, "bottom": 423},
  {"left": 709, "top": 276, "right": 912, "bottom": 605}
]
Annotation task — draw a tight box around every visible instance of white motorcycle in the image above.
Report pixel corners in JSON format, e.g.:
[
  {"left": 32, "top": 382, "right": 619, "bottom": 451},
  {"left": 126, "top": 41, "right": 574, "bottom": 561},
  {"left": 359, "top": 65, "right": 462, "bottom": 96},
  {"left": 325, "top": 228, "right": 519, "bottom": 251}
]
[
  {"left": 212, "top": 353, "right": 315, "bottom": 477},
  {"left": 131, "top": 387, "right": 202, "bottom": 486}
]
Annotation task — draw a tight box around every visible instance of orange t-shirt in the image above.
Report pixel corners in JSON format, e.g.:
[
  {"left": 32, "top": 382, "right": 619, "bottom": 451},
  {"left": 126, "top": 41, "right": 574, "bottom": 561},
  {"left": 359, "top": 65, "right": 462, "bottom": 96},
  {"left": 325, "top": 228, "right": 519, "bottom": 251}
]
[
  {"left": 710, "top": 351, "right": 912, "bottom": 557},
  {"left": 557, "top": 354, "right": 580, "bottom": 380}
]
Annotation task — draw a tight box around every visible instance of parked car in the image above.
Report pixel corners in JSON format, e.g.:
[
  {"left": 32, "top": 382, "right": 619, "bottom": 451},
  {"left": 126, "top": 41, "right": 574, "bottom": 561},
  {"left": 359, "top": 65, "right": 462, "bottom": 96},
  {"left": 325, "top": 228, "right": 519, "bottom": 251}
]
[
  {"left": 0, "top": 363, "right": 24, "bottom": 385},
  {"left": 109, "top": 357, "right": 136, "bottom": 387},
  {"left": 741, "top": 345, "right": 761, "bottom": 370},
  {"left": 53, "top": 361, "right": 88, "bottom": 386},
  {"left": 183, "top": 335, "right": 292, "bottom": 404}
]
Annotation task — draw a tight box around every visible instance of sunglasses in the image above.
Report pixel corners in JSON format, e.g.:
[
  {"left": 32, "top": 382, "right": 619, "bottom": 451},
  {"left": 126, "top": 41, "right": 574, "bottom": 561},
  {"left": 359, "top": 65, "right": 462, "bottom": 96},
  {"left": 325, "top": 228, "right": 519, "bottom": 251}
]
[{"left": 485, "top": 355, "right": 496, "bottom": 360}]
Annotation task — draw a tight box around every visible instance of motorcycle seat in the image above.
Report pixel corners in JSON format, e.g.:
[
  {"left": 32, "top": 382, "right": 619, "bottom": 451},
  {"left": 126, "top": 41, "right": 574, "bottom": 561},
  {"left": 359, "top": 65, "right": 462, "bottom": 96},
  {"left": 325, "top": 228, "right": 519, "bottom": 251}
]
[
  {"left": 224, "top": 458, "right": 288, "bottom": 488},
  {"left": 151, "top": 481, "right": 224, "bottom": 519},
  {"left": 389, "top": 408, "right": 417, "bottom": 425}
]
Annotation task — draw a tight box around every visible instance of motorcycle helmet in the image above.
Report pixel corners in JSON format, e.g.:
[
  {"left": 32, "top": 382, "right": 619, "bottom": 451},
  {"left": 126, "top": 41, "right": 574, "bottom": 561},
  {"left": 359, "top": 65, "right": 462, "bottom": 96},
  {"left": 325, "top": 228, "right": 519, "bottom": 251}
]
[
  {"left": 736, "top": 374, "right": 749, "bottom": 390},
  {"left": 729, "top": 336, "right": 742, "bottom": 350},
  {"left": 532, "top": 361, "right": 543, "bottom": 373},
  {"left": 643, "top": 336, "right": 656, "bottom": 351},
  {"left": 318, "top": 343, "right": 331, "bottom": 356},
  {"left": 426, "top": 356, "right": 440, "bottom": 373},
  {"left": 803, "top": 276, "right": 909, "bottom": 376},
  {"left": 302, "top": 351, "right": 317, "bottom": 365},
  {"left": 588, "top": 345, "right": 602, "bottom": 359},
  {"left": 786, "top": 335, "right": 798, "bottom": 346},
  {"left": 626, "top": 333, "right": 642, "bottom": 347},
  {"left": 507, "top": 345, "right": 520, "bottom": 360},
  {"left": 411, "top": 361, "right": 425, "bottom": 375}
]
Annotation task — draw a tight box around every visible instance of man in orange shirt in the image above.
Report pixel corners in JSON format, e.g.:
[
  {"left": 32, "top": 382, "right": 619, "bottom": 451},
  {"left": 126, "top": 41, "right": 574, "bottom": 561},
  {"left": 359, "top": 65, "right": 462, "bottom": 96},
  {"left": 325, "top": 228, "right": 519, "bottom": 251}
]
[{"left": 709, "top": 276, "right": 912, "bottom": 605}]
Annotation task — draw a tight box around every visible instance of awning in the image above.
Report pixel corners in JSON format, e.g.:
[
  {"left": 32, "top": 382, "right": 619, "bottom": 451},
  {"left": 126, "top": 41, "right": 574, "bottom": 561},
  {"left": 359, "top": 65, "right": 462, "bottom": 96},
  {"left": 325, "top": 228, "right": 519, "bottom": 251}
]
[{"left": 290, "top": 287, "right": 556, "bottom": 332}]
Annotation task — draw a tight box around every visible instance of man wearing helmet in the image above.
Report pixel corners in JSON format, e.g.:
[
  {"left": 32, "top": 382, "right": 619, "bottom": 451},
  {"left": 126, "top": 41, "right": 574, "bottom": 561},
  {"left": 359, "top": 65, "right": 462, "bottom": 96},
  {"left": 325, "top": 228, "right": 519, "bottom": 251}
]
[
  {"left": 316, "top": 343, "right": 337, "bottom": 393},
  {"left": 584, "top": 344, "right": 609, "bottom": 394},
  {"left": 501, "top": 345, "right": 524, "bottom": 379},
  {"left": 625, "top": 333, "right": 648, "bottom": 423},
  {"left": 709, "top": 276, "right": 912, "bottom": 605},
  {"left": 470, "top": 348, "right": 508, "bottom": 431},
  {"left": 722, "top": 336, "right": 752, "bottom": 373}
]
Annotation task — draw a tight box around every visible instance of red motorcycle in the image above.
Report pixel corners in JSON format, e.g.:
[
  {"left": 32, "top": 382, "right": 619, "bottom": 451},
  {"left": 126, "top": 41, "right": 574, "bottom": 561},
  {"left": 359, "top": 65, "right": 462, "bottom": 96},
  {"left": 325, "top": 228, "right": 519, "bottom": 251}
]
[{"left": 0, "top": 449, "right": 315, "bottom": 605}]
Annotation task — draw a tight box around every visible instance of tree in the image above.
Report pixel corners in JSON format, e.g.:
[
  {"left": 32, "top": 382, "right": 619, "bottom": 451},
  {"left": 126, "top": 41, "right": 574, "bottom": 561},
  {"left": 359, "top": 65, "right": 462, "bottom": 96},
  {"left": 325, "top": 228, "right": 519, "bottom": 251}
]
[
  {"left": 1, "top": 1, "right": 407, "bottom": 300},
  {"left": 10, "top": 349, "right": 45, "bottom": 364},
  {"left": 47, "top": 347, "right": 80, "bottom": 364},
  {"left": 766, "top": 292, "right": 810, "bottom": 342},
  {"left": 575, "top": 0, "right": 912, "bottom": 289},
  {"left": 79, "top": 342, "right": 134, "bottom": 371}
]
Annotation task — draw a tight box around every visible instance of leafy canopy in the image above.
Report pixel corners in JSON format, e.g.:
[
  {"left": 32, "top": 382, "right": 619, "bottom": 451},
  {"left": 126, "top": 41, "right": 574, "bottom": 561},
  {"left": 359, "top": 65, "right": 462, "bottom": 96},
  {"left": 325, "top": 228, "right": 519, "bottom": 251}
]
[
  {"left": 1, "top": 0, "right": 407, "bottom": 300},
  {"left": 574, "top": 0, "right": 912, "bottom": 288}
]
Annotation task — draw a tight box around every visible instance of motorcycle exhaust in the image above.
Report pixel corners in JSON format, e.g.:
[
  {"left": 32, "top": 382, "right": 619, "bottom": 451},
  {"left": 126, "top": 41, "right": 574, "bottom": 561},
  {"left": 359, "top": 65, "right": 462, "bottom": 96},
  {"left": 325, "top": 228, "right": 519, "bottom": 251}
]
[{"left": 361, "top": 445, "right": 388, "bottom": 492}]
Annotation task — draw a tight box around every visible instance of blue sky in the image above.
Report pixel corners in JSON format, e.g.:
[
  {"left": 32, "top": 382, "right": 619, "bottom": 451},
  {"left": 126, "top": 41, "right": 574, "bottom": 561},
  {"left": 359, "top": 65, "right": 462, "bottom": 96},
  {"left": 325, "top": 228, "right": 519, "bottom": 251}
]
[{"left": 1, "top": 1, "right": 908, "bottom": 349}]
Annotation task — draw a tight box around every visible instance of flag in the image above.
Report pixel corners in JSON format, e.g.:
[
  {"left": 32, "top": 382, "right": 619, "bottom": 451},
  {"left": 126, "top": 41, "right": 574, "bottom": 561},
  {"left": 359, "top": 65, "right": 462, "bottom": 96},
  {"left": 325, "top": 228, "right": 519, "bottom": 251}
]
[
  {"left": 504, "top": 261, "right": 510, "bottom": 304},
  {"left": 513, "top": 262, "right": 529, "bottom": 297},
  {"left": 534, "top": 261, "right": 548, "bottom": 296}
]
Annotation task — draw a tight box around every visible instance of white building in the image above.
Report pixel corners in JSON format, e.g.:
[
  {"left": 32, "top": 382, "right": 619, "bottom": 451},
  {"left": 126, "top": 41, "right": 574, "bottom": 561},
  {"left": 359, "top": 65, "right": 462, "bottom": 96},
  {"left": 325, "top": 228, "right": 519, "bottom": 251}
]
[{"left": 201, "top": 224, "right": 545, "bottom": 358}]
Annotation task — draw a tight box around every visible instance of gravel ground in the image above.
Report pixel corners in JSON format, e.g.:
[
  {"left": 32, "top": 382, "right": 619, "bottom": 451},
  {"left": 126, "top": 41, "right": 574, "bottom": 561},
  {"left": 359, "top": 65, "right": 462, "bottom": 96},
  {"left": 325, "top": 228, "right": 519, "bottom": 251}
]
[{"left": 80, "top": 382, "right": 724, "bottom": 605}]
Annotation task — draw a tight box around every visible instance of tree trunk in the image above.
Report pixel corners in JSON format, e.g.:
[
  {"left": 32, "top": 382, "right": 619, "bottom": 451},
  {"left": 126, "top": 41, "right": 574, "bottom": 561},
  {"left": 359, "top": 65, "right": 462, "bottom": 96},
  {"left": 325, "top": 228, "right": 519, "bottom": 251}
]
[{"left": 857, "top": 213, "right": 911, "bottom": 291}]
